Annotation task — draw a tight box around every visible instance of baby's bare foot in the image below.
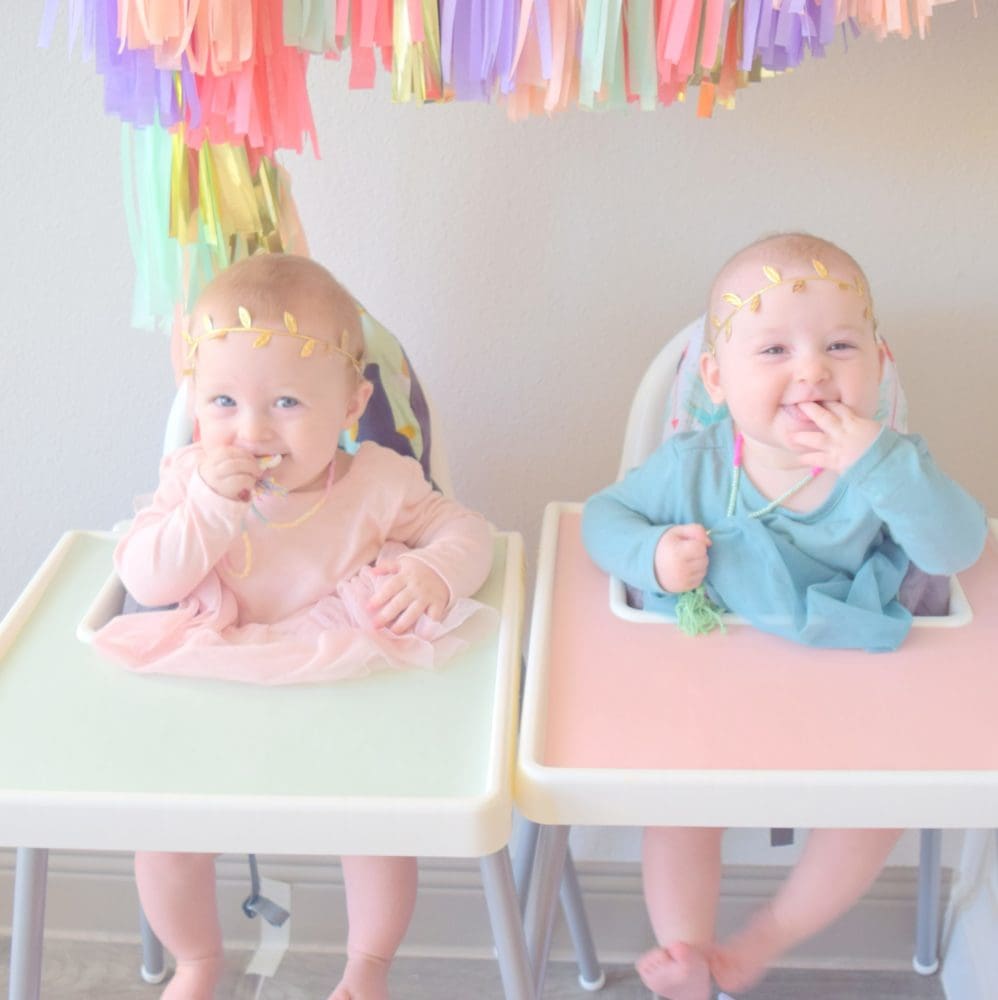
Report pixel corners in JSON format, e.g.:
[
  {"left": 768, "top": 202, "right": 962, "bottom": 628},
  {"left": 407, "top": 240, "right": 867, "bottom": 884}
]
[
  {"left": 161, "top": 954, "right": 222, "bottom": 1000},
  {"left": 712, "top": 903, "right": 788, "bottom": 994},
  {"left": 635, "top": 940, "right": 710, "bottom": 1000},
  {"left": 327, "top": 952, "right": 391, "bottom": 1000}
]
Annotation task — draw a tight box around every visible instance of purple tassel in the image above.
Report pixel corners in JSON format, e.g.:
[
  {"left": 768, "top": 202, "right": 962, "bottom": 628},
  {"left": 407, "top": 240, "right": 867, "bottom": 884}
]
[{"left": 40, "top": 0, "right": 193, "bottom": 129}]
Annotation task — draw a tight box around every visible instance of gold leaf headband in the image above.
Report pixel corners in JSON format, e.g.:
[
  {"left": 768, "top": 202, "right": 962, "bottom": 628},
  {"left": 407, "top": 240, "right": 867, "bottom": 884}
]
[
  {"left": 708, "top": 259, "right": 875, "bottom": 352},
  {"left": 182, "top": 307, "right": 365, "bottom": 376}
]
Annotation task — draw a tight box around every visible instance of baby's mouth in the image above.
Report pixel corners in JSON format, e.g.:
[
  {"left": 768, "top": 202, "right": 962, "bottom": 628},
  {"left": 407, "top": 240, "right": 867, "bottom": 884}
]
[
  {"left": 781, "top": 401, "right": 827, "bottom": 425},
  {"left": 257, "top": 454, "right": 284, "bottom": 471}
]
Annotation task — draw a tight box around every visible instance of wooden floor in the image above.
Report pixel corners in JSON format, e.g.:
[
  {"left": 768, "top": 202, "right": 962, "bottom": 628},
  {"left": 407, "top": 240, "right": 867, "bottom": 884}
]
[{"left": 0, "top": 939, "right": 946, "bottom": 999}]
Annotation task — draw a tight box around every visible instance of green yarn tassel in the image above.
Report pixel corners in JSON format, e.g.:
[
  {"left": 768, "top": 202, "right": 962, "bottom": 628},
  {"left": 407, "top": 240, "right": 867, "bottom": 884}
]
[{"left": 675, "top": 585, "right": 726, "bottom": 636}]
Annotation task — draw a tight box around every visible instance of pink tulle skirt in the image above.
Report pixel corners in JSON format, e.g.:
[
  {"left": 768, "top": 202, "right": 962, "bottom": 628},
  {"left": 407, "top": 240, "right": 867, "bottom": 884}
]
[{"left": 94, "top": 559, "right": 497, "bottom": 686}]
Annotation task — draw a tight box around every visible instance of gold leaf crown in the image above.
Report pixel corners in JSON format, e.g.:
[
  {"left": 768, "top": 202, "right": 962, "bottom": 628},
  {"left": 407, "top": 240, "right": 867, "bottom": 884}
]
[
  {"left": 708, "top": 259, "right": 875, "bottom": 351},
  {"left": 182, "top": 307, "right": 365, "bottom": 376}
]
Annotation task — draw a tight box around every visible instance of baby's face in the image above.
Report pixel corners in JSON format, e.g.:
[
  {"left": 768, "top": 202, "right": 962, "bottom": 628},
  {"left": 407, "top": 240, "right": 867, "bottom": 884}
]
[
  {"left": 701, "top": 256, "right": 883, "bottom": 469},
  {"left": 192, "top": 312, "right": 369, "bottom": 493}
]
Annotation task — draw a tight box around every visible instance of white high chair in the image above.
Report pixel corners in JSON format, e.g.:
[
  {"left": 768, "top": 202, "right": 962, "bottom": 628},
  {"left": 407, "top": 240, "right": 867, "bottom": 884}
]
[
  {"left": 512, "top": 323, "right": 998, "bottom": 997},
  {"left": 2, "top": 338, "right": 534, "bottom": 999}
]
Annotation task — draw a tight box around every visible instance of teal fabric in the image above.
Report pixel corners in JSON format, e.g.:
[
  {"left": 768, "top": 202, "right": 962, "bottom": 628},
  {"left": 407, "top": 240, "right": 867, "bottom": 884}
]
[{"left": 583, "top": 419, "right": 987, "bottom": 651}]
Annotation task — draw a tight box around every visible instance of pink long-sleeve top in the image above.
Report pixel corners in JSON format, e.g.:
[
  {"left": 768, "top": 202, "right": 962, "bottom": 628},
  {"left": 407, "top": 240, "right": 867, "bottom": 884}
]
[{"left": 94, "top": 442, "right": 496, "bottom": 684}]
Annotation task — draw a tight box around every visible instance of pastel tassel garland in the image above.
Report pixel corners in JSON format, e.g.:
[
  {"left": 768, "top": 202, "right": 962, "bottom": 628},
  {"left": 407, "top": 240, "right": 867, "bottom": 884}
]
[{"left": 40, "top": 0, "right": 972, "bottom": 334}]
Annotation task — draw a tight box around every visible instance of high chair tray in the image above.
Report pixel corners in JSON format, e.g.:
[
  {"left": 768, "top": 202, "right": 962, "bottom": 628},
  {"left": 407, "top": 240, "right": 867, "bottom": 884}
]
[
  {"left": 0, "top": 530, "right": 523, "bottom": 856},
  {"left": 516, "top": 503, "right": 998, "bottom": 829}
]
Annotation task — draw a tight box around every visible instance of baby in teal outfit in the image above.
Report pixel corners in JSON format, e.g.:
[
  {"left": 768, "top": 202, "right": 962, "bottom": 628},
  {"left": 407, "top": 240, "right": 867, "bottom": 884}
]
[
  {"left": 584, "top": 234, "right": 985, "bottom": 650},
  {"left": 582, "top": 232, "right": 987, "bottom": 999}
]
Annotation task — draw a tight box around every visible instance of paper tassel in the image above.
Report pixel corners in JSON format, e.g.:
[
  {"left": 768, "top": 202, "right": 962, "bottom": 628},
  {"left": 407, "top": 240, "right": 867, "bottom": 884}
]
[
  {"left": 393, "top": 0, "right": 444, "bottom": 102},
  {"left": 44, "top": 0, "right": 971, "bottom": 123},
  {"left": 184, "top": 0, "right": 318, "bottom": 157}
]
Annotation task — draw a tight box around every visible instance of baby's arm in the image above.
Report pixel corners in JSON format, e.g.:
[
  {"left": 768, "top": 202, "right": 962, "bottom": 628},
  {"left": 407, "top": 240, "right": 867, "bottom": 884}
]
[
  {"left": 368, "top": 455, "right": 494, "bottom": 631},
  {"left": 114, "top": 447, "right": 249, "bottom": 607},
  {"left": 842, "top": 427, "right": 986, "bottom": 574},
  {"left": 583, "top": 443, "right": 708, "bottom": 594}
]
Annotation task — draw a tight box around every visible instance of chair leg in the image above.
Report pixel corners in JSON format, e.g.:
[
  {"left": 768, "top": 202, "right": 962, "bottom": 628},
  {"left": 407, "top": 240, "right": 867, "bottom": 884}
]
[
  {"left": 9, "top": 848, "right": 48, "bottom": 1000},
  {"left": 523, "top": 824, "right": 571, "bottom": 998},
  {"left": 480, "top": 848, "right": 537, "bottom": 1000},
  {"left": 138, "top": 905, "right": 169, "bottom": 984},
  {"left": 511, "top": 815, "right": 540, "bottom": 911},
  {"left": 513, "top": 819, "right": 605, "bottom": 991},
  {"left": 913, "top": 829, "right": 942, "bottom": 975},
  {"left": 559, "top": 852, "right": 606, "bottom": 991}
]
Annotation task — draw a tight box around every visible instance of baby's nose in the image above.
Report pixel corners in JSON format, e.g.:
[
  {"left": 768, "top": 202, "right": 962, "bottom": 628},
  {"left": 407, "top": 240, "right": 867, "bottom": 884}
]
[
  {"left": 796, "top": 354, "right": 830, "bottom": 382},
  {"left": 236, "top": 410, "right": 273, "bottom": 444}
]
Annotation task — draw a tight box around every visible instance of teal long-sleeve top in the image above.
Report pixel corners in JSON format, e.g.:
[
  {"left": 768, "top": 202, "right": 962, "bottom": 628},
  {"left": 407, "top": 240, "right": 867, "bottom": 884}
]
[{"left": 582, "top": 419, "right": 987, "bottom": 651}]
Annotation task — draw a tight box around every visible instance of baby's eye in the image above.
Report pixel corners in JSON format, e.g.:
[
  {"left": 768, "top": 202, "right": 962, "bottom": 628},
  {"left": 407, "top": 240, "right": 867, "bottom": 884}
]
[
  {"left": 828, "top": 341, "right": 856, "bottom": 352},
  {"left": 275, "top": 396, "right": 300, "bottom": 409},
  {"left": 760, "top": 345, "right": 786, "bottom": 356},
  {"left": 210, "top": 395, "right": 236, "bottom": 408}
]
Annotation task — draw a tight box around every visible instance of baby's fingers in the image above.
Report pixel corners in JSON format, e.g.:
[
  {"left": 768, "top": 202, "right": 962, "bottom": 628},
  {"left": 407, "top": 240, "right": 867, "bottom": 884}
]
[
  {"left": 796, "top": 401, "right": 841, "bottom": 428},
  {"left": 367, "top": 572, "right": 407, "bottom": 612},
  {"left": 387, "top": 600, "right": 427, "bottom": 634},
  {"left": 672, "top": 522, "right": 710, "bottom": 543},
  {"left": 371, "top": 588, "right": 413, "bottom": 628}
]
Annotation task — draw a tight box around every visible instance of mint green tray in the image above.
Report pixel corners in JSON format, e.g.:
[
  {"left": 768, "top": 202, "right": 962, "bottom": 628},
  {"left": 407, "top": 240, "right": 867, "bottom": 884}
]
[{"left": 0, "top": 531, "right": 523, "bottom": 856}]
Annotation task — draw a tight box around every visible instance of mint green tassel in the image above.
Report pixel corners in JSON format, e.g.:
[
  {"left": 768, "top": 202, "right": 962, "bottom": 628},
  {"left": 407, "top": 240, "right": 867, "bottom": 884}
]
[{"left": 675, "top": 585, "right": 726, "bottom": 636}]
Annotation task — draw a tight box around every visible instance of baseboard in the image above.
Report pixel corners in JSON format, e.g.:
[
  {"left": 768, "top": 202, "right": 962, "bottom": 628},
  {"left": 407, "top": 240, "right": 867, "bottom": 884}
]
[{"left": 0, "top": 850, "right": 943, "bottom": 970}]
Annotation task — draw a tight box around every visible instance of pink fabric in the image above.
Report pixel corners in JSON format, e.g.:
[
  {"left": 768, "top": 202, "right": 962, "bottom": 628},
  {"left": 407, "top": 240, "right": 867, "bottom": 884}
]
[{"left": 95, "top": 443, "right": 496, "bottom": 684}]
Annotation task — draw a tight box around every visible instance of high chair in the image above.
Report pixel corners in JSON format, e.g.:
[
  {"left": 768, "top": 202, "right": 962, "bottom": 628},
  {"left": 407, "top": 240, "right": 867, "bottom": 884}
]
[
  {"left": 1, "top": 316, "right": 534, "bottom": 1000},
  {"left": 514, "top": 321, "right": 998, "bottom": 995}
]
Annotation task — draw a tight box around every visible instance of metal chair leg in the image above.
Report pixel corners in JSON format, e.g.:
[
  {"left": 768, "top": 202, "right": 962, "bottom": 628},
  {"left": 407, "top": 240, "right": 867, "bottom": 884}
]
[
  {"left": 523, "top": 824, "right": 571, "bottom": 998},
  {"left": 511, "top": 815, "right": 540, "bottom": 911},
  {"left": 559, "top": 851, "right": 606, "bottom": 991},
  {"left": 138, "top": 905, "right": 168, "bottom": 984},
  {"left": 913, "top": 829, "right": 942, "bottom": 975},
  {"left": 9, "top": 848, "right": 48, "bottom": 1000},
  {"left": 480, "top": 848, "right": 537, "bottom": 1000},
  {"left": 513, "top": 818, "right": 605, "bottom": 990}
]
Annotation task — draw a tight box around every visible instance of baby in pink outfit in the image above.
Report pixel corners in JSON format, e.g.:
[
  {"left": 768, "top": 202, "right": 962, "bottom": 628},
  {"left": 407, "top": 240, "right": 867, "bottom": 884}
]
[{"left": 96, "top": 254, "right": 495, "bottom": 1000}]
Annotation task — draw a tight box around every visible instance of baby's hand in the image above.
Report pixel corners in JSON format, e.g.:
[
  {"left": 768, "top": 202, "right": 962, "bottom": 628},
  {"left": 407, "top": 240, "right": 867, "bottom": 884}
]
[
  {"left": 367, "top": 557, "right": 450, "bottom": 634},
  {"left": 789, "top": 401, "right": 881, "bottom": 473},
  {"left": 198, "top": 446, "right": 260, "bottom": 502},
  {"left": 654, "top": 524, "right": 711, "bottom": 593}
]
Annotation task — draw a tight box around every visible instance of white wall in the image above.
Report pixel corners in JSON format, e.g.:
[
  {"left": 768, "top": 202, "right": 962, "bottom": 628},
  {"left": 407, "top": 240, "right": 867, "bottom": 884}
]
[{"left": 3, "top": 8, "right": 996, "bottom": 617}]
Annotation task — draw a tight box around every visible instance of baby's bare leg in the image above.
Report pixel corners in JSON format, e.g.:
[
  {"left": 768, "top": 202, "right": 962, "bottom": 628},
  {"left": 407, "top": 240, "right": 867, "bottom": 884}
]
[
  {"left": 637, "top": 827, "right": 723, "bottom": 1000},
  {"left": 134, "top": 852, "right": 223, "bottom": 1000},
  {"left": 328, "top": 856, "right": 417, "bottom": 1000},
  {"left": 712, "top": 828, "right": 902, "bottom": 994}
]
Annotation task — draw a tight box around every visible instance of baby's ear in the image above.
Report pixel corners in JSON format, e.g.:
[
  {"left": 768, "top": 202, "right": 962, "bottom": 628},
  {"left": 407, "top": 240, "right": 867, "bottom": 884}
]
[
  {"left": 699, "top": 349, "right": 725, "bottom": 405},
  {"left": 346, "top": 377, "right": 374, "bottom": 427}
]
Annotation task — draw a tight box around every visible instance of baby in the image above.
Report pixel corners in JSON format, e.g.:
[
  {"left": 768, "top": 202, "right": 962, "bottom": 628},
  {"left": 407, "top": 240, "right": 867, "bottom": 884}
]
[
  {"left": 582, "top": 233, "right": 987, "bottom": 999},
  {"left": 95, "top": 253, "right": 496, "bottom": 999}
]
